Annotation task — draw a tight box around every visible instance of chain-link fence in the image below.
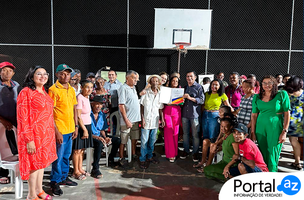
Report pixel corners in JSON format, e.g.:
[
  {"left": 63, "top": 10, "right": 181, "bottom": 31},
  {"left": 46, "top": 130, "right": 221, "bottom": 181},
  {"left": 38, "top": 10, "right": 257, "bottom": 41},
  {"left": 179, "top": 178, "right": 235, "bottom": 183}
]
[{"left": 0, "top": 0, "right": 302, "bottom": 89}]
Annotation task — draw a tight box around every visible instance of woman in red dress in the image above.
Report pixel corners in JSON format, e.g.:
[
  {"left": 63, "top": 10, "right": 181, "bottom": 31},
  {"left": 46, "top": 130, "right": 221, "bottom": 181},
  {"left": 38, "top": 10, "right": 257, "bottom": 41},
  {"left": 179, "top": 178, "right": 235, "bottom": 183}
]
[{"left": 17, "top": 66, "right": 57, "bottom": 200}]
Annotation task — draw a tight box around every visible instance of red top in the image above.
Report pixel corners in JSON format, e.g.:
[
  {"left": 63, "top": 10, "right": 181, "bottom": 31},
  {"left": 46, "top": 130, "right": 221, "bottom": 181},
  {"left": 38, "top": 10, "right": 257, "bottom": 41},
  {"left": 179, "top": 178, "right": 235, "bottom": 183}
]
[
  {"left": 239, "top": 138, "right": 269, "bottom": 172},
  {"left": 17, "top": 87, "right": 57, "bottom": 180}
]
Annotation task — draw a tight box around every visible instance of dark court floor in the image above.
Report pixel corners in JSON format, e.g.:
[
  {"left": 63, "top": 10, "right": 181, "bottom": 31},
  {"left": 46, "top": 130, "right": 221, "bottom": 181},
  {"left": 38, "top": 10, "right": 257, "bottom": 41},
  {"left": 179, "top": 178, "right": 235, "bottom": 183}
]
[{"left": 0, "top": 139, "right": 302, "bottom": 200}]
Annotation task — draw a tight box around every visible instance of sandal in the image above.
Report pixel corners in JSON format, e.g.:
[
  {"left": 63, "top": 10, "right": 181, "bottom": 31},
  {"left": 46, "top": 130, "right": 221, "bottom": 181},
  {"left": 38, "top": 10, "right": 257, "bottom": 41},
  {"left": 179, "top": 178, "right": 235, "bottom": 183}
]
[
  {"left": 37, "top": 190, "right": 53, "bottom": 200},
  {"left": 82, "top": 171, "right": 90, "bottom": 176},
  {"left": 26, "top": 196, "right": 40, "bottom": 200},
  {"left": 169, "top": 157, "right": 175, "bottom": 163},
  {"left": 91, "top": 169, "right": 103, "bottom": 179},
  {"left": 148, "top": 157, "right": 159, "bottom": 164},
  {"left": 0, "top": 177, "right": 10, "bottom": 184},
  {"left": 197, "top": 167, "right": 204, "bottom": 173},
  {"left": 140, "top": 161, "right": 147, "bottom": 169},
  {"left": 71, "top": 173, "right": 86, "bottom": 180},
  {"left": 291, "top": 163, "right": 303, "bottom": 170},
  {"left": 193, "top": 162, "right": 205, "bottom": 168}
]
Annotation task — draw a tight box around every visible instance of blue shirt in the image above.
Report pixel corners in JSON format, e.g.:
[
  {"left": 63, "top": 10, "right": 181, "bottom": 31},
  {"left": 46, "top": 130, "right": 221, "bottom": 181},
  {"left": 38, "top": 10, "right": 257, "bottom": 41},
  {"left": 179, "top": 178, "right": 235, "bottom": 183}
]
[
  {"left": 90, "top": 111, "right": 109, "bottom": 136},
  {"left": 0, "top": 78, "right": 21, "bottom": 126},
  {"left": 104, "top": 79, "right": 122, "bottom": 108},
  {"left": 182, "top": 81, "right": 205, "bottom": 119}
]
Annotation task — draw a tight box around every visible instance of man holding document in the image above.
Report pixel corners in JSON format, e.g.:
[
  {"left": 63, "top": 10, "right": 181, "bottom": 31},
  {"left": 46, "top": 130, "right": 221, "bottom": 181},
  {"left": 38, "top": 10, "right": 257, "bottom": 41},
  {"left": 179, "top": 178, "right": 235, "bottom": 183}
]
[{"left": 180, "top": 71, "right": 205, "bottom": 162}]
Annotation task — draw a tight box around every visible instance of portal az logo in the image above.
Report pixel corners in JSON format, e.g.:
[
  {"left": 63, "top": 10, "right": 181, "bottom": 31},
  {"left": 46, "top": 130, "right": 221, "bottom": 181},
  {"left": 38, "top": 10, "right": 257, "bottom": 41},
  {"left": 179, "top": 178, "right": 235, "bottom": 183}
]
[{"left": 277, "top": 175, "right": 301, "bottom": 196}]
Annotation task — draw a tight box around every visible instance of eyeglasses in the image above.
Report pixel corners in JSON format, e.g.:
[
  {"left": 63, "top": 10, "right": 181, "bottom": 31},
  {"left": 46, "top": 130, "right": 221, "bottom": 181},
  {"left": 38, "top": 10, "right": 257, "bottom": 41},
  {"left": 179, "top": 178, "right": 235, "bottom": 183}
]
[
  {"left": 262, "top": 82, "right": 273, "bottom": 86},
  {"left": 35, "top": 72, "right": 49, "bottom": 77},
  {"left": 71, "top": 79, "right": 77, "bottom": 81}
]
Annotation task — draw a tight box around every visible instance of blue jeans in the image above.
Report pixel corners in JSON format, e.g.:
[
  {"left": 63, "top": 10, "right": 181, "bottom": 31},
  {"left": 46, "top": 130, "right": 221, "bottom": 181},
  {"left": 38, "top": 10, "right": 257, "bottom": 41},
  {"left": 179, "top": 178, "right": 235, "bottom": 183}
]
[
  {"left": 182, "top": 118, "right": 200, "bottom": 154},
  {"left": 202, "top": 111, "right": 220, "bottom": 143},
  {"left": 50, "top": 133, "right": 73, "bottom": 183},
  {"left": 140, "top": 128, "right": 158, "bottom": 162}
]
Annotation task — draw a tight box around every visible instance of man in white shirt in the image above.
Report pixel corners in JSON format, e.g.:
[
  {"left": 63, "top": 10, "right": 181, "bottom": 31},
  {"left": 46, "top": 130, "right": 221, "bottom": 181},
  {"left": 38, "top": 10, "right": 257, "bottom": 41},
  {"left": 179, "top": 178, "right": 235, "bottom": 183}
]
[{"left": 139, "top": 75, "right": 165, "bottom": 169}]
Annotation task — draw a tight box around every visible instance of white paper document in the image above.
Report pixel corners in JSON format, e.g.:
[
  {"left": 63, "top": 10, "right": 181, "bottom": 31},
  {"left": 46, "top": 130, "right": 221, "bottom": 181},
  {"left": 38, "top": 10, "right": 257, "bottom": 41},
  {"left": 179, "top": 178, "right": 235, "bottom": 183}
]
[{"left": 159, "top": 86, "right": 184, "bottom": 104}]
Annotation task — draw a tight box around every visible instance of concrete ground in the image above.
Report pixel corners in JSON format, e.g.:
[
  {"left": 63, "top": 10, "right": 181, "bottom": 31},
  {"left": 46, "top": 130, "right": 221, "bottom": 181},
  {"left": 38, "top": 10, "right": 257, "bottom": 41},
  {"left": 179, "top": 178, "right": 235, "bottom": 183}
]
[{"left": 0, "top": 138, "right": 303, "bottom": 200}]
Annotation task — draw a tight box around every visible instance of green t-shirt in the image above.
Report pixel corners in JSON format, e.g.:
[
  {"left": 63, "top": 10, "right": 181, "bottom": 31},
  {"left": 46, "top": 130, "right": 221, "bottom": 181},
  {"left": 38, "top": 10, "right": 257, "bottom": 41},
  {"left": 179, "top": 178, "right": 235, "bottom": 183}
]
[
  {"left": 222, "top": 133, "right": 235, "bottom": 163},
  {"left": 204, "top": 92, "right": 228, "bottom": 110}
]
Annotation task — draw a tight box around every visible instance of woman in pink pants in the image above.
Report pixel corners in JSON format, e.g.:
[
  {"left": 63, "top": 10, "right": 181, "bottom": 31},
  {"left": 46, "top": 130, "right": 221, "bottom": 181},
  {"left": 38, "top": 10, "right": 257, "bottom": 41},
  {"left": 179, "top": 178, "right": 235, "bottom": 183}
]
[{"left": 163, "top": 76, "right": 182, "bottom": 162}]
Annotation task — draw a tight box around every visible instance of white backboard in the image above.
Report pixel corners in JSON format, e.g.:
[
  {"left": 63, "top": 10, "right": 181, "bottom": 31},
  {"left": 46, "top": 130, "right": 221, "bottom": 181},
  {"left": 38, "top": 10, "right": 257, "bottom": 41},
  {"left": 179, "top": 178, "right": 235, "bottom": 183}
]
[
  {"left": 154, "top": 8, "right": 212, "bottom": 49},
  {"left": 198, "top": 74, "right": 214, "bottom": 85},
  {"left": 99, "top": 71, "right": 126, "bottom": 83}
]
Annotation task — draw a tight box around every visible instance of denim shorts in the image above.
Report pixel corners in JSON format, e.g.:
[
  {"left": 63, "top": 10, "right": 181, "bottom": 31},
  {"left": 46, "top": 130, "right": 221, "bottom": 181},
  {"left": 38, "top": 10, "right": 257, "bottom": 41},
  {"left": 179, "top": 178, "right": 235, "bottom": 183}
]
[
  {"left": 229, "top": 162, "right": 263, "bottom": 177},
  {"left": 202, "top": 111, "right": 220, "bottom": 142}
]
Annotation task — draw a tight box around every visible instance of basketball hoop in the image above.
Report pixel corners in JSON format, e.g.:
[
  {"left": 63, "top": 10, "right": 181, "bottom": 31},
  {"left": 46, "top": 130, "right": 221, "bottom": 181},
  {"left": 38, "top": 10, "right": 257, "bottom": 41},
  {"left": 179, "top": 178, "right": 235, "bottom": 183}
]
[
  {"left": 174, "top": 42, "right": 191, "bottom": 73},
  {"left": 174, "top": 42, "right": 191, "bottom": 51}
]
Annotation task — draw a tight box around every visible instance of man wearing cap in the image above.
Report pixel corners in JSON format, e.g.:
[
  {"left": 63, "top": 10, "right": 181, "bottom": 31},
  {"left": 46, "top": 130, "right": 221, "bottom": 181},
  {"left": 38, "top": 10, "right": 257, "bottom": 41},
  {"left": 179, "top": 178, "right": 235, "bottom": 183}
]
[
  {"left": 104, "top": 70, "right": 123, "bottom": 111},
  {"left": 118, "top": 70, "right": 140, "bottom": 168},
  {"left": 223, "top": 123, "right": 268, "bottom": 179},
  {"left": 49, "top": 64, "right": 78, "bottom": 196},
  {"left": 86, "top": 72, "right": 96, "bottom": 84},
  {"left": 139, "top": 75, "right": 165, "bottom": 169},
  {"left": 90, "top": 95, "right": 121, "bottom": 178},
  {"left": 0, "top": 62, "right": 20, "bottom": 184}
]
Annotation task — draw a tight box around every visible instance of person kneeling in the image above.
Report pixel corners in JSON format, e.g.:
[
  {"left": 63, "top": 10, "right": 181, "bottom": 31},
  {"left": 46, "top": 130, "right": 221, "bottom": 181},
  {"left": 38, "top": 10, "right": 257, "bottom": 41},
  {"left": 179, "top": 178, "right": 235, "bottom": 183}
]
[
  {"left": 223, "top": 123, "right": 268, "bottom": 178},
  {"left": 91, "top": 96, "right": 121, "bottom": 178}
]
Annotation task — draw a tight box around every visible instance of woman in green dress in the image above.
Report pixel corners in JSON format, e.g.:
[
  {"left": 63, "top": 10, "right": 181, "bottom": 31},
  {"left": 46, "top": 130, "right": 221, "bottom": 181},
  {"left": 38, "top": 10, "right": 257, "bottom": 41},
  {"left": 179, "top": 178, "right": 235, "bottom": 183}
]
[
  {"left": 203, "top": 117, "right": 236, "bottom": 180},
  {"left": 251, "top": 75, "right": 290, "bottom": 172}
]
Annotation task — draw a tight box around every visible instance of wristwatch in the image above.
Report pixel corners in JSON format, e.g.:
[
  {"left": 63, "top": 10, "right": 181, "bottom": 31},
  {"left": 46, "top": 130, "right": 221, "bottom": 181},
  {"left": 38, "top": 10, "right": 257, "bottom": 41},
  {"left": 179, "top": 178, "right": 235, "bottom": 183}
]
[
  {"left": 75, "top": 125, "right": 79, "bottom": 128},
  {"left": 283, "top": 128, "right": 288, "bottom": 133}
]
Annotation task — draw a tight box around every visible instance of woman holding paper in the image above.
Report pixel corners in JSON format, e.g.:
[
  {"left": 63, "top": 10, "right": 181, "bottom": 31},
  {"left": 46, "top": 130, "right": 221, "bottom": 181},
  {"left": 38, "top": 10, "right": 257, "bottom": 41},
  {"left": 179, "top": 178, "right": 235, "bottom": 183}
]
[
  {"left": 194, "top": 79, "right": 233, "bottom": 168},
  {"left": 163, "top": 76, "right": 182, "bottom": 162}
]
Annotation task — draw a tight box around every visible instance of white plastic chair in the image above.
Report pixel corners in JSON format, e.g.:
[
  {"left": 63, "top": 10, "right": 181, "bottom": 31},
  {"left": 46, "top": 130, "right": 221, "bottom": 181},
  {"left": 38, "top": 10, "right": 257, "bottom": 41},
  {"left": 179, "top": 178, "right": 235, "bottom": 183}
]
[
  {"left": 0, "top": 124, "right": 23, "bottom": 199},
  {"left": 86, "top": 145, "right": 111, "bottom": 173},
  {"left": 110, "top": 111, "right": 132, "bottom": 163},
  {"left": 0, "top": 151, "right": 23, "bottom": 199},
  {"left": 213, "top": 151, "right": 223, "bottom": 164}
]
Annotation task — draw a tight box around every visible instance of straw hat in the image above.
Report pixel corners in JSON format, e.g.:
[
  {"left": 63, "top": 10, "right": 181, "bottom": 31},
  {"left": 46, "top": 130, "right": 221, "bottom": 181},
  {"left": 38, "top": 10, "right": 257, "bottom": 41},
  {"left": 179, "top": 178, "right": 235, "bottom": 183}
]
[{"left": 147, "top": 74, "right": 162, "bottom": 84}]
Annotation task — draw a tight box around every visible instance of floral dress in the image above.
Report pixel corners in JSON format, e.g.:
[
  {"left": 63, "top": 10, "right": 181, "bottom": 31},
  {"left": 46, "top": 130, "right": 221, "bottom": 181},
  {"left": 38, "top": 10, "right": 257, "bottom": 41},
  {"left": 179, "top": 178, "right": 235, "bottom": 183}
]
[{"left": 288, "top": 90, "right": 304, "bottom": 137}]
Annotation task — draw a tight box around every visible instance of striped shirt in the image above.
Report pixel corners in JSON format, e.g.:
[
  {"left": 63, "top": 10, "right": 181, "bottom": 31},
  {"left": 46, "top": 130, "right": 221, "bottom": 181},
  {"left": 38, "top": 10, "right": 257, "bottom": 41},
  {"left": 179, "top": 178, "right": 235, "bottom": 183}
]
[{"left": 237, "top": 95, "right": 254, "bottom": 125}]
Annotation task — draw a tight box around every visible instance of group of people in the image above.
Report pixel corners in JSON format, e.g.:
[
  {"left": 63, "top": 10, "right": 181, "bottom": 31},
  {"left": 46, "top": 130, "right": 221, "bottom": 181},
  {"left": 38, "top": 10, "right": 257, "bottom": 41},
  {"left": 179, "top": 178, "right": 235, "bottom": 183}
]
[{"left": 0, "top": 61, "right": 303, "bottom": 199}]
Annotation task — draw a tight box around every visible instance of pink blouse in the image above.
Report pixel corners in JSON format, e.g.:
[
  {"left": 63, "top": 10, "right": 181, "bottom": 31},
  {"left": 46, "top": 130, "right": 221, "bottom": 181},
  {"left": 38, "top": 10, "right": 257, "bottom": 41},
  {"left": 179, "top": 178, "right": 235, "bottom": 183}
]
[{"left": 76, "top": 94, "right": 91, "bottom": 125}]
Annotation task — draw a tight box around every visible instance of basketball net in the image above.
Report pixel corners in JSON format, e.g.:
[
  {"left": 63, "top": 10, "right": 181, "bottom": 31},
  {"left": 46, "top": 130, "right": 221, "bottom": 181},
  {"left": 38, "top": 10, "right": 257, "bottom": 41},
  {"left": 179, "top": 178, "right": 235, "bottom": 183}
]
[{"left": 174, "top": 42, "right": 190, "bottom": 73}]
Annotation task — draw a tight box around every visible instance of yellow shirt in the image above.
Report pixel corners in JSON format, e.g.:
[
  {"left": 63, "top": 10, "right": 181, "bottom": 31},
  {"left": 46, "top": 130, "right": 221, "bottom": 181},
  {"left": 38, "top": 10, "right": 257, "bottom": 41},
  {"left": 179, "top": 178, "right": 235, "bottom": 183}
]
[
  {"left": 204, "top": 92, "right": 228, "bottom": 110},
  {"left": 48, "top": 80, "right": 78, "bottom": 135}
]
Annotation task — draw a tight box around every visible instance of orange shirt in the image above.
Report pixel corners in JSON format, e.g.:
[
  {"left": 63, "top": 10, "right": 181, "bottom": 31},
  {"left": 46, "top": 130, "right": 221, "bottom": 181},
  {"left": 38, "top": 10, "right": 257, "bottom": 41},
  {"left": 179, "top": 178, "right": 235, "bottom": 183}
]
[{"left": 48, "top": 80, "right": 78, "bottom": 135}]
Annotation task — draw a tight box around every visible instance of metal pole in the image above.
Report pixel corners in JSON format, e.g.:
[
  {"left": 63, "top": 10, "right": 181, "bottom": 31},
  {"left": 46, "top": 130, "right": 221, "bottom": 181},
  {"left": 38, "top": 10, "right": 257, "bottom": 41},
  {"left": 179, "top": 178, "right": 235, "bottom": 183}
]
[
  {"left": 287, "top": 0, "right": 295, "bottom": 74},
  {"left": 177, "top": 49, "right": 181, "bottom": 73},
  {"left": 126, "top": 0, "right": 130, "bottom": 71},
  {"left": 205, "top": 0, "right": 211, "bottom": 75},
  {"left": 51, "top": 0, "right": 55, "bottom": 83},
  {"left": 205, "top": 50, "right": 208, "bottom": 75}
]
